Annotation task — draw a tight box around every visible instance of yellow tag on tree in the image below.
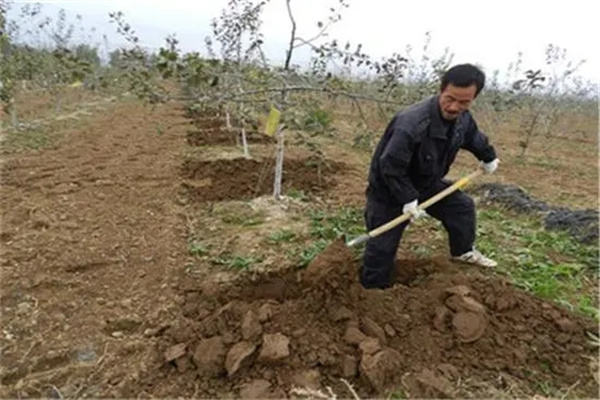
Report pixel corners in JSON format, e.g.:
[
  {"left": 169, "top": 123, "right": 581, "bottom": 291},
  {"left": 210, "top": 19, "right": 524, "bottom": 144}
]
[{"left": 264, "top": 106, "right": 281, "bottom": 137}]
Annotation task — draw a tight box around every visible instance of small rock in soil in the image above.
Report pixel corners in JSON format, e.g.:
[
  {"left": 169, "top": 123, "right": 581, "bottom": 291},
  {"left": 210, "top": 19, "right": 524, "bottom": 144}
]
[
  {"left": 164, "top": 343, "right": 186, "bottom": 362},
  {"left": 75, "top": 348, "right": 97, "bottom": 363}
]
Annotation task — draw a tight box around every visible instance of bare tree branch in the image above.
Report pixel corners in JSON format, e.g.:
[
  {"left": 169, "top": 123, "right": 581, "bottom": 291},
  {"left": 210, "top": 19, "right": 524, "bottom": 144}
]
[
  {"left": 199, "top": 85, "right": 406, "bottom": 106},
  {"left": 283, "top": 0, "right": 296, "bottom": 71},
  {"left": 292, "top": 24, "right": 331, "bottom": 49}
]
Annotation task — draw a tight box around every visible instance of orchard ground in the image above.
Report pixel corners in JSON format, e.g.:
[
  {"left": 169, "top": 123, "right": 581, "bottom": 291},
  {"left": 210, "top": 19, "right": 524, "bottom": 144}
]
[{"left": 0, "top": 86, "right": 598, "bottom": 399}]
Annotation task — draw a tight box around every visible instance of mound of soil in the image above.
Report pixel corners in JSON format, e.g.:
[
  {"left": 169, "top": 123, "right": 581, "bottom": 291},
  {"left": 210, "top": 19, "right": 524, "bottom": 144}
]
[
  {"left": 474, "top": 183, "right": 598, "bottom": 244},
  {"left": 186, "top": 127, "right": 273, "bottom": 146},
  {"left": 185, "top": 110, "right": 271, "bottom": 146},
  {"left": 134, "top": 239, "right": 598, "bottom": 398},
  {"left": 180, "top": 157, "right": 344, "bottom": 202}
]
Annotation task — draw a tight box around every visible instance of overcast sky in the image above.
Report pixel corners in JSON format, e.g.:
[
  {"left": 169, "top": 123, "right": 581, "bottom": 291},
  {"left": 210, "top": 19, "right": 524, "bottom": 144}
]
[{"left": 7, "top": 0, "right": 600, "bottom": 84}]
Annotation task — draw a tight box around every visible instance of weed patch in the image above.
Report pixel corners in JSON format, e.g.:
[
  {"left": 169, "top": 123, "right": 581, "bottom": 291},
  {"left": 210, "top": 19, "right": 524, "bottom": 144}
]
[
  {"left": 2, "top": 126, "right": 57, "bottom": 152},
  {"left": 477, "top": 207, "right": 599, "bottom": 319}
]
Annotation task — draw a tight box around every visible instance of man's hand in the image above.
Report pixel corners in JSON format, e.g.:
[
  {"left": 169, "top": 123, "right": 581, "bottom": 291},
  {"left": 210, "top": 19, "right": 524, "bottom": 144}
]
[
  {"left": 403, "top": 200, "right": 427, "bottom": 220},
  {"left": 481, "top": 158, "right": 499, "bottom": 174}
]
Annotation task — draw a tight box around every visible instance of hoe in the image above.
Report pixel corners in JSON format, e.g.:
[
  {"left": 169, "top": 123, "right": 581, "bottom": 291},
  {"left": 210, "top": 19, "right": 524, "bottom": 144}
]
[{"left": 345, "top": 167, "right": 484, "bottom": 247}]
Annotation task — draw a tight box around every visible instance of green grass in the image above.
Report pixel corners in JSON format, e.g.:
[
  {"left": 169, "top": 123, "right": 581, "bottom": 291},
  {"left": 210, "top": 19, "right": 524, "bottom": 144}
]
[
  {"left": 188, "top": 239, "right": 210, "bottom": 256},
  {"left": 268, "top": 229, "right": 297, "bottom": 244},
  {"left": 308, "top": 206, "right": 364, "bottom": 241},
  {"left": 2, "top": 126, "right": 57, "bottom": 151},
  {"left": 288, "top": 206, "right": 365, "bottom": 268},
  {"left": 291, "top": 239, "right": 330, "bottom": 268},
  {"left": 211, "top": 253, "right": 260, "bottom": 270},
  {"left": 388, "top": 389, "right": 407, "bottom": 399},
  {"left": 476, "top": 207, "right": 599, "bottom": 319},
  {"left": 286, "top": 188, "right": 309, "bottom": 202}
]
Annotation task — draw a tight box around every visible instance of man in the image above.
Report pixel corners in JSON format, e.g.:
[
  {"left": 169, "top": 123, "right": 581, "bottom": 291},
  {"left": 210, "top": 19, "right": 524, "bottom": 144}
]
[{"left": 361, "top": 63, "right": 499, "bottom": 290}]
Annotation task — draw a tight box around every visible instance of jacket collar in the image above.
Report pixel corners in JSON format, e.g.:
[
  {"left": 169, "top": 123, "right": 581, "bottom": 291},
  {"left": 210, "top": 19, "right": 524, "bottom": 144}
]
[{"left": 429, "top": 95, "right": 449, "bottom": 139}]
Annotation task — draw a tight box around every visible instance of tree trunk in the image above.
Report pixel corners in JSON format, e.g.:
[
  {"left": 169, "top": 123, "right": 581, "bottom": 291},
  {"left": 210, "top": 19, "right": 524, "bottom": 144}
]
[
  {"left": 273, "top": 124, "right": 285, "bottom": 199},
  {"left": 241, "top": 127, "right": 250, "bottom": 159}
]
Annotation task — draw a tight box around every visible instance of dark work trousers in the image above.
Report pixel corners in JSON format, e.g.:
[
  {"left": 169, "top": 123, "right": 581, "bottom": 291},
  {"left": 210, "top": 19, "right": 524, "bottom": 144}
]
[{"left": 360, "top": 180, "right": 476, "bottom": 289}]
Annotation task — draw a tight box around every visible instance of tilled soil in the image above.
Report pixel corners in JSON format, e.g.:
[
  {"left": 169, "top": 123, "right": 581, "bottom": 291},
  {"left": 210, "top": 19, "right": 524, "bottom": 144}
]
[
  {"left": 138, "top": 239, "right": 599, "bottom": 399},
  {"left": 2, "top": 97, "right": 597, "bottom": 399},
  {"left": 185, "top": 111, "right": 272, "bottom": 146},
  {"left": 180, "top": 157, "right": 344, "bottom": 202},
  {"left": 0, "top": 100, "right": 191, "bottom": 398}
]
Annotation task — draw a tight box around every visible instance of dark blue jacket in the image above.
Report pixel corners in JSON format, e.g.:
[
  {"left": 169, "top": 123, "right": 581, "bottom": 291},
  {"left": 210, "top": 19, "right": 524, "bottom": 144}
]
[{"left": 366, "top": 95, "right": 497, "bottom": 206}]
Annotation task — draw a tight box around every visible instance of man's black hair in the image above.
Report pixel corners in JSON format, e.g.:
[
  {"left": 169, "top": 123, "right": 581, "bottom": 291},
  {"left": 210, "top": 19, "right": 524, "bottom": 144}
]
[{"left": 440, "top": 64, "right": 486, "bottom": 96}]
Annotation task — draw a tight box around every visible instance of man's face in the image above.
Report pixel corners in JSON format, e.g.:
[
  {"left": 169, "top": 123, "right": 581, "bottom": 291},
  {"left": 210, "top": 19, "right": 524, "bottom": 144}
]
[{"left": 438, "top": 83, "right": 477, "bottom": 120}]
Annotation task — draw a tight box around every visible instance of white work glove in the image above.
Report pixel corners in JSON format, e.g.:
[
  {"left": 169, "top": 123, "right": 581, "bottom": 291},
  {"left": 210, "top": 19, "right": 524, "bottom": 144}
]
[
  {"left": 403, "top": 200, "right": 427, "bottom": 220},
  {"left": 481, "top": 158, "right": 499, "bottom": 174}
]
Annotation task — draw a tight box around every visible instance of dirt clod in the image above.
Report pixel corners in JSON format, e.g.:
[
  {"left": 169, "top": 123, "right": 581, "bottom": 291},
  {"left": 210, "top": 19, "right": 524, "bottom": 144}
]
[
  {"left": 164, "top": 343, "right": 187, "bottom": 363},
  {"left": 258, "top": 303, "right": 276, "bottom": 323},
  {"left": 359, "top": 348, "right": 403, "bottom": 392},
  {"left": 290, "top": 369, "right": 321, "bottom": 390},
  {"left": 360, "top": 317, "right": 387, "bottom": 345},
  {"left": 225, "top": 341, "right": 257, "bottom": 377},
  {"left": 384, "top": 324, "right": 396, "bottom": 337},
  {"left": 193, "top": 336, "right": 226, "bottom": 377},
  {"left": 406, "top": 368, "right": 454, "bottom": 398},
  {"left": 433, "top": 306, "right": 452, "bottom": 332},
  {"left": 344, "top": 326, "right": 368, "bottom": 345},
  {"left": 258, "top": 333, "right": 290, "bottom": 364},
  {"left": 241, "top": 309, "right": 263, "bottom": 341},
  {"left": 341, "top": 355, "right": 358, "bottom": 378},
  {"left": 359, "top": 338, "right": 381, "bottom": 355},
  {"left": 555, "top": 317, "right": 578, "bottom": 333},
  {"left": 444, "top": 285, "right": 471, "bottom": 297},
  {"left": 154, "top": 255, "right": 597, "bottom": 398},
  {"left": 330, "top": 306, "right": 355, "bottom": 322},
  {"left": 436, "top": 363, "right": 459, "bottom": 380},
  {"left": 239, "top": 379, "right": 272, "bottom": 399},
  {"left": 446, "top": 294, "right": 486, "bottom": 314},
  {"left": 452, "top": 311, "right": 488, "bottom": 343}
]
